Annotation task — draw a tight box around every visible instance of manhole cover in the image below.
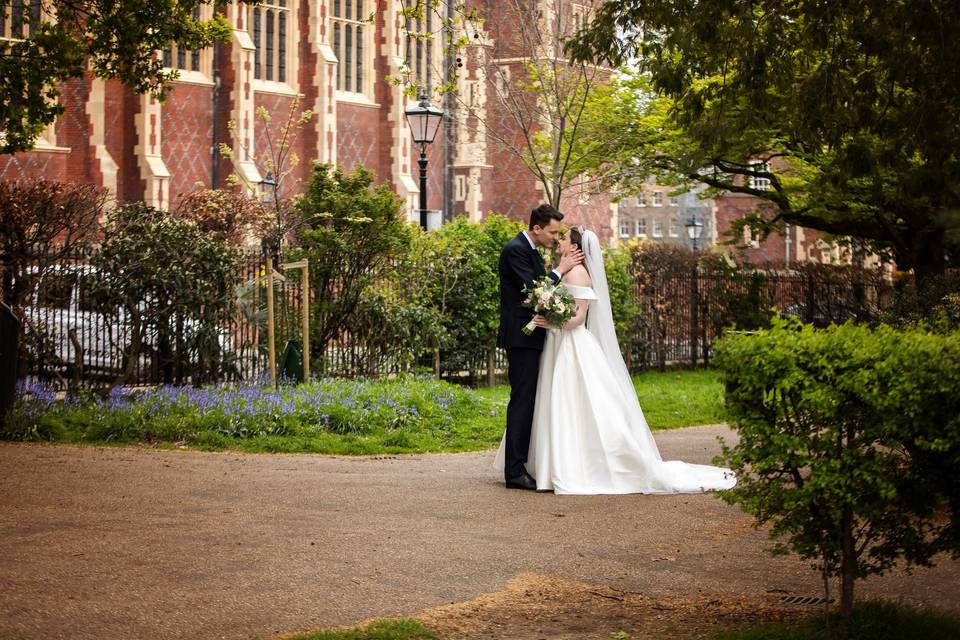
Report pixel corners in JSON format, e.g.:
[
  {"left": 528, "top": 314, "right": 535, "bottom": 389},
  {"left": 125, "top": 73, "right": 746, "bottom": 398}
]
[{"left": 780, "top": 595, "right": 834, "bottom": 607}]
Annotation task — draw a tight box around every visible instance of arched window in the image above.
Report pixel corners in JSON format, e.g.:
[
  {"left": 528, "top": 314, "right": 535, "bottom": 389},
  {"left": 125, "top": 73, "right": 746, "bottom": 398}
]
[{"left": 333, "top": 0, "right": 369, "bottom": 95}]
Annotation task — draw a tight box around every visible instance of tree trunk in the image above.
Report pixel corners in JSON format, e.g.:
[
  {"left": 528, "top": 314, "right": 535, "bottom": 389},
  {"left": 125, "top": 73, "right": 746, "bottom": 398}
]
[
  {"left": 839, "top": 507, "right": 856, "bottom": 626},
  {"left": 486, "top": 346, "right": 496, "bottom": 387},
  {"left": 908, "top": 229, "right": 947, "bottom": 306}
]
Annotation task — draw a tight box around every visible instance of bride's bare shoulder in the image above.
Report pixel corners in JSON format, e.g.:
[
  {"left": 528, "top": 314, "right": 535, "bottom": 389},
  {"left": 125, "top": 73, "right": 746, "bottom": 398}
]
[{"left": 563, "top": 264, "right": 592, "bottom": 287}]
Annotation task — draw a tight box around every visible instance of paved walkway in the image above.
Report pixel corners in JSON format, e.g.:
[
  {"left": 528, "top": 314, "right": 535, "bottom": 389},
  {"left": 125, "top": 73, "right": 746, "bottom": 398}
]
[{"left": 1, "top": 426, "right": 957, "bottom": 640}]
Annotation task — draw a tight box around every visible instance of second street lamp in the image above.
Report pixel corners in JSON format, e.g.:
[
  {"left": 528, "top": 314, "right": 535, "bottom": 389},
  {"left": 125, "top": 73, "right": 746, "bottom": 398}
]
[
  {"left": 685, "top": 215, "right": 705, "bottom": 252},
  {"left": 404, "top": 93, "right": 444, "bottom": 229}
]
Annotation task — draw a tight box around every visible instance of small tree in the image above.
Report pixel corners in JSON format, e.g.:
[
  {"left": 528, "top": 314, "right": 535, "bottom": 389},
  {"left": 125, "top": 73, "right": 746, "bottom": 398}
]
[
  {"left": 173, "top": 188, "right": 268, "bottom": 248},
  {"left": 219, "top": 98, "right": 313, "bottom": 255},
  {"left": 90, "top": 203, "right": 241, "bottom": 384},
  {"left": 714, "top": 320, "right": 960, "bottom": 625},
  {"left": 294, "top": 164, "right": 411, "bottom": 373},
  {"left": 0, "top": 180, "right": 106, "bottom": 310},
  {"left": 423, "top": 214, "right": 522, "bottom": 382}
]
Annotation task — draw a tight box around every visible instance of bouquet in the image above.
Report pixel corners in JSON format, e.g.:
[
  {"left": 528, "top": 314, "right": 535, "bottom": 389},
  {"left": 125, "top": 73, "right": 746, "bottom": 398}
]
[{"left": 521, "top": 276, "right": 578, "bottom": 335}]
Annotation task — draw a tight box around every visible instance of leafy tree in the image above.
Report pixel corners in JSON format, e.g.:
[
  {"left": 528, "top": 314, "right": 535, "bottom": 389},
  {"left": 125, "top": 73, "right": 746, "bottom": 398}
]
[
  {"left": 0, "top": 0, "right": 239, "bottom": 154},
  {"left": 89, "top": 203, "right": 241, "bottom": 384},
  {"left": 293, "top": 164, "right": 412, "bottom": 373},
  {"left": 396, "top": 2, "right": 610, "bottom": 207},
  {"left": 463, "top": 4, "right": 609, "bottom": 207},
  {"left": 715, "top": 320, "right": 960, "bottom": 625},
  {"left": 426, "top": 215, "right": 521, "bottom": 382},
  {"left": 568, "top": 0, "right": 960, "bottom": 289},
  {"left": 0, "top": 180, "right": 106, "bottom": 310}
]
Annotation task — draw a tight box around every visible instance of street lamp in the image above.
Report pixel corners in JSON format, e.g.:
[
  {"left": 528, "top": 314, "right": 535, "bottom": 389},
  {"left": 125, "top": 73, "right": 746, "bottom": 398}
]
[
  {"left": 259, "top": 170, "right": 277, "bottom": 204},
  {"left": 685, "top": 215, "right": 705, "bottom": 252},
  {"left": 404, "top": 93, "right": 444, "bottom": 229}
]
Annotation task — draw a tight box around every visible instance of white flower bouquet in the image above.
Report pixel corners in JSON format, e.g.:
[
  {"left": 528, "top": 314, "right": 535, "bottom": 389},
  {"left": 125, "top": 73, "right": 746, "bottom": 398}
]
[{"left": 521, "top": 276, "right": 578, "bottom": 335}]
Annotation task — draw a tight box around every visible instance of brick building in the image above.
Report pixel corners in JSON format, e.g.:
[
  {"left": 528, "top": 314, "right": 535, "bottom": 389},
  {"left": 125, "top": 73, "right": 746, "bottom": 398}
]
[
  {"left": 0, "top": 1, "right": 617, "bottom": 241},
  {"left": 616, "top": 184, "right": 713, "bottom": 250},
  {"left": 617, "top": 171, "right": 860, "bottom": 267}
]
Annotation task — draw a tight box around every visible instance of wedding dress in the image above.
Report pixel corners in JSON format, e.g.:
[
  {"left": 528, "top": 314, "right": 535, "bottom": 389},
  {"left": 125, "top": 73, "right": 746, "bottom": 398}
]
[{"left": 495, "top": 231, "right": 736, "bottom": 495}]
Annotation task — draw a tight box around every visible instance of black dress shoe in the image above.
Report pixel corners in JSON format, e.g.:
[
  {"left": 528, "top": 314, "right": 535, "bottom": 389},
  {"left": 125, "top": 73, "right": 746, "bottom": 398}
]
[{"left": 505, "top": 471, "right": 537, "bottom": 491}]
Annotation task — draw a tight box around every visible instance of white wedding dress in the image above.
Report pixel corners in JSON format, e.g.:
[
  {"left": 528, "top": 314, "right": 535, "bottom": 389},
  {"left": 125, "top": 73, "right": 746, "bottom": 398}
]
[{"left": 495, "top": 231, "right": 736, "bottom": 495}]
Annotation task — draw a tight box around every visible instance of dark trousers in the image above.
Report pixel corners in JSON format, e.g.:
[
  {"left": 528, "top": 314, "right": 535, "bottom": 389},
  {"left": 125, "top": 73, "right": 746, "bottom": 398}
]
[{"left": 504, "top": 347, "right": 541, "bottom": 480}]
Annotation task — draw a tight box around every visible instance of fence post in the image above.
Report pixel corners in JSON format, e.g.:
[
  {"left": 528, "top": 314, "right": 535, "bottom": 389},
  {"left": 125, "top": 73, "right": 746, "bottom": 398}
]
[
  {"left": 0, "top": 302, "right": 20, "bottom": 428},
  {"left": 266, "top": 256, "right": 277, "bottom": 387},
  {"left": 487, "top": 346, "right": 496, "bottom": 386},
  {"left": 690, "top": 263, "right": 699, "bottom": 366}
]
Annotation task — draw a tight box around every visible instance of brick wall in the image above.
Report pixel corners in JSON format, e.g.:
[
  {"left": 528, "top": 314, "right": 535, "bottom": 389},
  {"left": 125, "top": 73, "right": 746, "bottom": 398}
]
[{"left": 163, "top": 83, "right": 215, "bottom": 209}]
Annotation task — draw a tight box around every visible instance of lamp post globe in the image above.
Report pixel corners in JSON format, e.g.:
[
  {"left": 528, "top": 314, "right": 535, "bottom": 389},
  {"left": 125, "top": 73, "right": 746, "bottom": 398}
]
[
  {"left": 685, "top": 215, "right": 704, "bottom": 252},
  {"left": 404, "top": 93, "right": 444, "bottom": 230}
]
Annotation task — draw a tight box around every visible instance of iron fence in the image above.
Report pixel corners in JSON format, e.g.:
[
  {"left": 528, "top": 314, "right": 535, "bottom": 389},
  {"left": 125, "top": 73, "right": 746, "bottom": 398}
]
[
  {"left": 10, "top": 250, "right": 899, "bottom": 389},
  {"left": 624, "top": 263, "right": 895, "bottom": 371}
]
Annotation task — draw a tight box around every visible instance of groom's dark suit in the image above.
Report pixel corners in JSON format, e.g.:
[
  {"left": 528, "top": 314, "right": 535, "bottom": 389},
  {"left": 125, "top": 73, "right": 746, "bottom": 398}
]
[{"left": 498, "top": 232, "right": 561, "bottom": 480}]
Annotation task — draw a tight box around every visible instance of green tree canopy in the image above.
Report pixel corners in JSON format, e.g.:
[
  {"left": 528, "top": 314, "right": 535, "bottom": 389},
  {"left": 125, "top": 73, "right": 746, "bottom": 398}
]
[
  {"left": 0, "top": 0, "right": 239, "bottom": 154},
  {"left": 294, "top": 163, "right": 412, "bottom": 368},
  {"left": 568, "top": 0, "right": 960, "bottom": 286}
]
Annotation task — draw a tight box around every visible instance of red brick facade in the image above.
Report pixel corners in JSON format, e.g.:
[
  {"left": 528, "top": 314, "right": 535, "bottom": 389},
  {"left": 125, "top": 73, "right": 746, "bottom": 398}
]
[{"left": 2, "top": 2, "right": 611, "bottom": 238}]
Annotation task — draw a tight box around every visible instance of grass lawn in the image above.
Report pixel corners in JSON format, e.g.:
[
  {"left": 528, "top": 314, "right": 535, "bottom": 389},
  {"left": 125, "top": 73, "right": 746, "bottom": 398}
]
[
  {"left": 271, "top": 602, "right": 960, "bottom": 640},
  {"left": 3, "top": 369, "right": 726, "bottom": 455},
  {"left": 475, "top": 367, "right": 726, "bottom": 431},
  {"left": 281, "top": 620, "right": 433, "bottom": 640},
  {"left": 711, "top": 600, "right": 960, "bottom": 640}
]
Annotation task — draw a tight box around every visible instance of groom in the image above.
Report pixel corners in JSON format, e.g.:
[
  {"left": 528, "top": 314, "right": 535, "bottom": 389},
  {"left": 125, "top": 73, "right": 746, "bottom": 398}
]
[{"left": 498, "top": 204, "right": 583, "bottom": 490}]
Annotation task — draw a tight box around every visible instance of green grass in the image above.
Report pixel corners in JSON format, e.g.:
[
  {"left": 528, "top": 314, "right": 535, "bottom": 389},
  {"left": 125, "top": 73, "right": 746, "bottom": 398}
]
[
  {"left": 712, "top": 601, "right": 960, "bottom": 640},
  {"left": 280, "top": 619, "right": 434, "bottom": 640},
  {"left": 4, "top": 369, "right": 725, "bottom": 454},
  {"left": 475, "top": 367, "right": 726, "bottom": 431}
]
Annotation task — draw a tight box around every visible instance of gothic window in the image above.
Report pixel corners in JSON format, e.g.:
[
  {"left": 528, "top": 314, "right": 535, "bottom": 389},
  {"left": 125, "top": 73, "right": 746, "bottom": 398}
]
[
  {"left": 334, "top": 0, "right": 367, "bottom": 94},
  {"left": 404, "top": 0, "right": 438, "bottom": 92},
  {"left": 163, "top": 7, "right": 209, "bottom": 76},
  {"left": 252, "top": 1, "right": 292, "bottom": 83}
]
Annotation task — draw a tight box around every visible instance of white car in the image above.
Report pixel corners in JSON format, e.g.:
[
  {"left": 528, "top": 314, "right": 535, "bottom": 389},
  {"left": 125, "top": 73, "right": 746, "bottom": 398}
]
[{"left": 21, "top": 264, "right": 235, "bottom": 381}]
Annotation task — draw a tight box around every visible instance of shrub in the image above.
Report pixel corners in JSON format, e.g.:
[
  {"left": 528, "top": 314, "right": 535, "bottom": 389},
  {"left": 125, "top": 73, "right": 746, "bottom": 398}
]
[
  {"left": 89, "top": 203, "right": 242, "bottom": 385},
  {"left": 714, "top": 319, "right": 960, "bottom": 624},
  {"left": 293, "top": 163, "right": 412, "bottom": 373}
]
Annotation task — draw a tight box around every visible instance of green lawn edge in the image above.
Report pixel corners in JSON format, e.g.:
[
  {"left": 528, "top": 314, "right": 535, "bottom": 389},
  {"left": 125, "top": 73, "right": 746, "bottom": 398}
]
[{"left": 5, "top": 369, "right": 727, "bottom": 455}]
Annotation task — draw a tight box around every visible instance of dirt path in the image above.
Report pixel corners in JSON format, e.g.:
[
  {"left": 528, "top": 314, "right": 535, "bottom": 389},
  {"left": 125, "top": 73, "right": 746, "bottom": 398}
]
[{"left": 1, "top": 426, "right": 957, "bottom": 640}]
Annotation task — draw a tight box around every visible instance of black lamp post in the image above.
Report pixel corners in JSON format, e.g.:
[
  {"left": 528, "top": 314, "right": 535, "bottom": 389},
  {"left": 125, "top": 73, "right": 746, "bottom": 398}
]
[
  {"left": 260, "top": 170, "right": 279, "bottom": 256},
  {"left": 683, "top": 215, "right": 705, "bottom": 365},
  {"left": 404, "top": 93, "right": 444, "bottom": 229},
  {"left": 685, "top": 215, "right": 705, "bottom": 252}
]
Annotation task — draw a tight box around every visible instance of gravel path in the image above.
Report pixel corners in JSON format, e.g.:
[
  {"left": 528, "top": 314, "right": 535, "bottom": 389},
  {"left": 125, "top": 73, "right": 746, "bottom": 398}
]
[{"left": 1, "top": 425, "right": 957, "bottom": 640}]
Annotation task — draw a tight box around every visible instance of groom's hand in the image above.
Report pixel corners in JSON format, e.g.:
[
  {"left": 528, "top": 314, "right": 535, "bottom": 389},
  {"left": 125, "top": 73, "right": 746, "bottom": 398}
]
[{"left": 557, "top": 248, "right": 584, "bottom": 275}]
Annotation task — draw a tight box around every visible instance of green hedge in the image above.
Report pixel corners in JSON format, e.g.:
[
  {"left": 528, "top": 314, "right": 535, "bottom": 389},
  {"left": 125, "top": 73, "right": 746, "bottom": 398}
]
[{"left": 714, "top": 320, "right": 960, "bottom": 621}]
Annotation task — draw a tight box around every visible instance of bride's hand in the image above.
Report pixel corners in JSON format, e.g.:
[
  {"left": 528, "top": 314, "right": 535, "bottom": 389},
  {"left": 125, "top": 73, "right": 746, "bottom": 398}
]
[
  {"left": 533, "top": 315, "right": 559, "bottom": 330},
  {"left": 556, "top": 248, "right": 584, "bottom": 275}
]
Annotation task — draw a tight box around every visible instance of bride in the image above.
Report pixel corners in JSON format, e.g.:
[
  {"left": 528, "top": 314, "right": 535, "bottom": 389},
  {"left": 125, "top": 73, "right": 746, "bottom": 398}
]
[{"left": 495, "top": 227, "right": 736, "bottom": 495}]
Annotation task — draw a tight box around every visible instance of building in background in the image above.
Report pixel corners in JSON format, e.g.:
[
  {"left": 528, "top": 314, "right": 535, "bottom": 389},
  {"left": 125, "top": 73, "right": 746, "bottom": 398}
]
[
  {"left": 617, "top": 174, "right": 869, "bottom": 267},
  {"left": 616, "top": 184, "right": 713, "bottom": 250},
  {"left": 0, "top": 1, "right": 617, "bottom": 241}
]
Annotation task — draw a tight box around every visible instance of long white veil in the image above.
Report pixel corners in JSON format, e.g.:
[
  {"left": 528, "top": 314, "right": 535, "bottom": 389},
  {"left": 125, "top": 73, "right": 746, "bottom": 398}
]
[{"left": 581, "top": 230, "right": 663, "bottom": 461}]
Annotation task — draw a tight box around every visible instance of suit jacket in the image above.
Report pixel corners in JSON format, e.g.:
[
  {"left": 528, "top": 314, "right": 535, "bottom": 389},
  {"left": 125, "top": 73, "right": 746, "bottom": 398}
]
[{"left": 497, "top": 232, "right": 561, "bottom": 350}]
